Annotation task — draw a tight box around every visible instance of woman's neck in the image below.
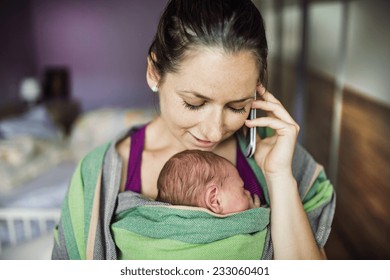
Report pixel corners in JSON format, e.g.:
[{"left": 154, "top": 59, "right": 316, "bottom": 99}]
[{"left": 144, "top": 116, "right": 186, "bottom": 154}]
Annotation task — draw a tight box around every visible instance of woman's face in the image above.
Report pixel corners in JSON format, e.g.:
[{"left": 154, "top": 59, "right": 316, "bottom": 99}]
[{"left": 155, "top": 48, "right": 259, "bottom": 151}]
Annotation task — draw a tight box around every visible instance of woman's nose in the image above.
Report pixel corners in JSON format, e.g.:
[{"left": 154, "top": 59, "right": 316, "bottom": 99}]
[{"left": 202, "top": 111, "right": 224, "bottom": 142}]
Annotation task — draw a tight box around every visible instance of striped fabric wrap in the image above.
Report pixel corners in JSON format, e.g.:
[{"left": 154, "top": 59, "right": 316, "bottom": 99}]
[
  {"left": 112, "top": 204, "right": 269, "bottom": 260},
  {"left": 52, "top": 126, "right": 335, "bottom": 260}
]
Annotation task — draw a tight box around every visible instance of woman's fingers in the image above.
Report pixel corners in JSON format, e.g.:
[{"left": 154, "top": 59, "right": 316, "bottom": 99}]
[
  {"left": 251, "top": 100, "right": 296, "bottom": 125},
  {"left": 257, "top": 85, "right": 281, "bottom": 104},
  {"left": 254, "top": 86, "right": 298, "bottom": 127},
  {"left": 246, "top": 116, "right": 300, "bottom": 137}
]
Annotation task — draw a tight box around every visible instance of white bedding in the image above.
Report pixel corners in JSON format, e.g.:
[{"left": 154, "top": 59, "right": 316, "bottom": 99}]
[
  {"left": 0, "top": 160, "right": 75, "bottom": 209},
  {"left": 0, "top": 137, "right": 71, "bottom": 195},
  {"left": 0, "top": 105, "right": 70, "bottom": 195},
  {"left": 0, "top": 106, "right": 156, "bottom": 259}
]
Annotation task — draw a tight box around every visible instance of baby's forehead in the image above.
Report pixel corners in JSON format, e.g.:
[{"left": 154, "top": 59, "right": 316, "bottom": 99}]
[{"left": 219, "top": 160, "right": 241, "bottom": 181}]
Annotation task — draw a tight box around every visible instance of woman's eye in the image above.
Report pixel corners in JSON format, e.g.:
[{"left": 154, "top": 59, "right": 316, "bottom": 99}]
[
  {"left": 183, "top": 101, "right": 204, "bottom": 111},
  {"left": 229, "top": 107, "right": 247, "bottom": 114},
  {"left": 182, "top": 100, "right": 247, "bottom": 114}
]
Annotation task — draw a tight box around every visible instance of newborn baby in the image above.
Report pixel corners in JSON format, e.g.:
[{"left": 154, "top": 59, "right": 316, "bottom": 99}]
[{"left": 157, "top": 149, "right": 260, "bottom": 214}]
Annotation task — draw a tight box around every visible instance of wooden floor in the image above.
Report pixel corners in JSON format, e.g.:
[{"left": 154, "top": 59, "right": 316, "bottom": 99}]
[{"left": 326, "top": 89, "right": 390, "bottom": 259}]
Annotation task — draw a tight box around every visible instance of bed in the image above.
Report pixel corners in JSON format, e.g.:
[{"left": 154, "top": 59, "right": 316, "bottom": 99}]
[{"left": 0, "top": 103, "right": 155, "bottom": 259}]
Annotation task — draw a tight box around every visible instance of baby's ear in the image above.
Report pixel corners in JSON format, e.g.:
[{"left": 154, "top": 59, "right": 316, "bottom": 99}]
[{"left": 205, "top": 185, "right": 223, "bottom": 214}]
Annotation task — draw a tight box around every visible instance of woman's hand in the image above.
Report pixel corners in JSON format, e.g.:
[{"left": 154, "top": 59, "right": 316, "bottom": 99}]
[
  {"left": 245, "top": 85, "right": 300, "bottom": 182},
  {"left": 245, "top": 86, "right": 327, "bottom": 259}
]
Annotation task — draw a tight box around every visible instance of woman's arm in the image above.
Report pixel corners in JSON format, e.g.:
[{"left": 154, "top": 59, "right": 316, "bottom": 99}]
[
  {"left": 247, "top": 86, "right": 326, "bottom": 259},
  {"left": 267, "top": 175, "right": 326, "bottom": 259}
]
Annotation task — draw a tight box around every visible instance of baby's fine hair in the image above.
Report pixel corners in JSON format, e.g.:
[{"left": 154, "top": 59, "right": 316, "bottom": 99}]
[{"left": 157, "top": 150, "right": 231, "bottom": 206}]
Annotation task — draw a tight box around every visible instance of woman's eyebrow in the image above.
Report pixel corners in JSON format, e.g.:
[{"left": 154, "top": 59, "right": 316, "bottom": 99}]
[
  {"left": 177, "top": 90, "right": 254, "bottom": 103},
  {"left": 177, "top": 90, "right": 213, "bottom": 101},
  {"left": 229, "top": 97, "right": 254, "bottom": 103}
]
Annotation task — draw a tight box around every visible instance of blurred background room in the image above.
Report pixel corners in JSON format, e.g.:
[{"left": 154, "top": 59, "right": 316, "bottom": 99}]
[{"left": 0, "top": 0, "right": 389, "bottom": 259}]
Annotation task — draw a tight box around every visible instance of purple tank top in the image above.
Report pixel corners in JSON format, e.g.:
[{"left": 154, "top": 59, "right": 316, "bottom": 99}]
[{"left": 125, "top": 125, "right": 265, "bottom": 204}]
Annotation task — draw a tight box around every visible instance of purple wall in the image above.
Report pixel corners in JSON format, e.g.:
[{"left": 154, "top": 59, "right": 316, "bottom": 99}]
[
  {"left": 31, "top": 0, "right": 168, "bottom": 111},
  {"left": 0, "top": 0, "right": 37, "bottom": 107}
]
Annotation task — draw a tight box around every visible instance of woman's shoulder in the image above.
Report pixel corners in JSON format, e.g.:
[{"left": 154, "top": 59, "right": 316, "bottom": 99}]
[
  {"left": 71, "top": 127, "right": 135, "bottom": 194},
  {"left": 115, "top": 133, "right": 131, "bottom": 161},
  {"left": 77, "top": 126, "right": 139, "bottom": 169},
  {"left": 76, "top": 141, "right": 113, "bottom": 175}
]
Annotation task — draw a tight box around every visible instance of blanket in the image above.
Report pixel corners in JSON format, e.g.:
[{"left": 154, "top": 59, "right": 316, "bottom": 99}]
[
  {"left": 112, "top": 201, "right": 270, "bottom": 259},
  {"left": 52, "top": 126, "right": 335, "bottom": 260}
]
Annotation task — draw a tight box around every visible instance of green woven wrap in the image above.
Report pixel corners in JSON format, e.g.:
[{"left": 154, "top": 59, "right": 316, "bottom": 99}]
[
  {"left": 112, "top": 205, "right": 270, "bottom": 259},
  {"left": 52, "top": 126, "right": 336, "bottom": 260}
]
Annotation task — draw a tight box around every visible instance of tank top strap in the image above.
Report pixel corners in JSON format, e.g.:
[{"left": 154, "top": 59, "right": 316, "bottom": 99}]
[
  {"left": 236, "top": 141, "right": 266, "bottom": 205},
  {"left": 125, "top": 125, "right": 147, "bottom": 193}
]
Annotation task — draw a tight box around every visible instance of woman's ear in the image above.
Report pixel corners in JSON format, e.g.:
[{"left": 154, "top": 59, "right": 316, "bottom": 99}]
[
  {"left": 205, "top": 185, "right": 223, "bottom": 214},
  {"left": 146, "top": 54, "right": 160, "bottom": 91}
]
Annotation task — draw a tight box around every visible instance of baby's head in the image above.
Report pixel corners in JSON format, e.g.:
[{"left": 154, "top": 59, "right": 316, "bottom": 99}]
[{"left": 157, "top": 150, "right": 253, "bottom": 214}]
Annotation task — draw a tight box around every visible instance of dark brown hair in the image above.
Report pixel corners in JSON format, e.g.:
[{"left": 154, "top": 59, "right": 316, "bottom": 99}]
[{"left": 148, "top": 0, "right": 268, "bottom": 85}]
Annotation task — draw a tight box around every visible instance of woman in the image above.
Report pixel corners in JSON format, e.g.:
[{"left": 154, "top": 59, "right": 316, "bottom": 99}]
[{"left": 52, "top": 0, "right": 335, "bottom": 260}]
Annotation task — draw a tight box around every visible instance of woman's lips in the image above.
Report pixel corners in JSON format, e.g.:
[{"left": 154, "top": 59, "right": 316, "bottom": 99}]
[{"left": 190, "top": 133, "right": 217, "bottom": 148}]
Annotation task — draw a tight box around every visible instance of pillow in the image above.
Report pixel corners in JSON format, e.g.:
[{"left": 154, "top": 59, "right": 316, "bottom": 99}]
[{"left": 0, "top": 105, "right": 63, "bottom": 140}]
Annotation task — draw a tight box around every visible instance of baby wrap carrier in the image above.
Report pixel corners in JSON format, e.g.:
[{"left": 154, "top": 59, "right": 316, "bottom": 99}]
[{"left": 52, "top": 126, "right": 335, "bottom": 259}]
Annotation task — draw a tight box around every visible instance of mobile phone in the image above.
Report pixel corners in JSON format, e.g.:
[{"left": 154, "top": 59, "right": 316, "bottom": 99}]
[{"left": 245, "top": 92, "right": 257, "bottom": 158}]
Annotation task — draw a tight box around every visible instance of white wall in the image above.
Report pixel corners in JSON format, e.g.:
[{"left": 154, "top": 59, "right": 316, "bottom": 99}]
[
  {"left": 307, "top": 3, "right": 343, "bottom": 79},
  {"left": 344, "top": 0, "right": 390, "bottom": 105},
  {"left": 308, "top": 0, "right": 390, "bottom": 106},
  {"left": 255, "top": 0, "right": 390, "bottom": 106}
]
